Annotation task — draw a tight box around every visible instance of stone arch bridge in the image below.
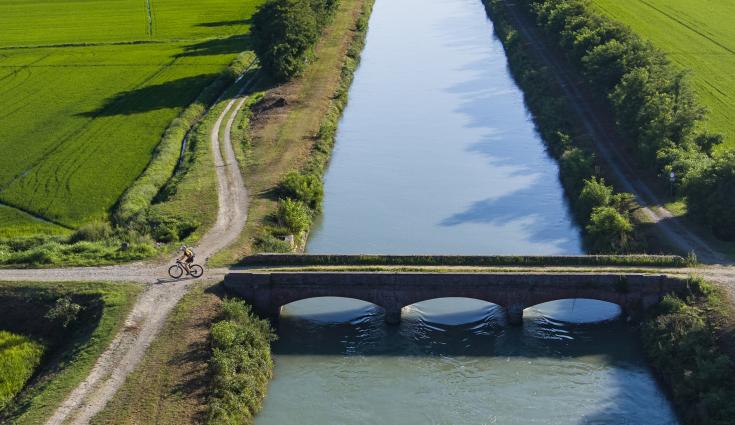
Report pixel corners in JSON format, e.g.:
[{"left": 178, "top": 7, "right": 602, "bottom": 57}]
[{"left": 224, "top": 271, "right": 687, "bottom": 325}]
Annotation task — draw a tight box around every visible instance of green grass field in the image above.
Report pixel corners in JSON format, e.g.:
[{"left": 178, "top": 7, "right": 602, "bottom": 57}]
[
  {"left": 591, "top": 0, "right": 735, "bottom": 151},
  {"left": 0, "top": 0, "right": 262, "bottom": 231},
  {"left": 0, "top": 281, "right": 141, "bottom": 424},
  {"left": 0, "top": 331, "right": 44, "bottom": 411}
]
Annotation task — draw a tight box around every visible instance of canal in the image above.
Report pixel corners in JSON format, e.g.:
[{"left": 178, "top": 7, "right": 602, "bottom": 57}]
[{"left": 256, "top": 0, "right": 678, "bottom": 423}]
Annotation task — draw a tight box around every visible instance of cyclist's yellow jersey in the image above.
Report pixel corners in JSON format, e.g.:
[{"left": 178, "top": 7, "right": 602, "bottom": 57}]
[{"left": 184, "top": 248, "right": 194, "bottom": 258}]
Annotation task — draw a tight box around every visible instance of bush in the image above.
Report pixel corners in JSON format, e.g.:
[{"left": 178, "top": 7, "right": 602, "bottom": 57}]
[
  {"left": 279, "top": 171, "right": 323, "bottom": 210},
  {"left": 643, "top": 283, "right": 735, "bottom": 425},
  {"left": 585, "top": 206, "right": 633, "bottom": 253},
  {"left": 44, "top": 296, "right": 82, "bottom": 328},
  {"left": 277, "top": 198, "right": 311, "bottom": 235},
  {"left": 685, "top": 153, "right": 735, "bottom": 240},
  {"left": 576, "top": 177, "right": 612, "bottom": 221},
  {"left": 207, "top": 299, "right": 275, "bottom": 425},
  {"left": 70, "top": 221, "right": 113, "bottom": 243}
]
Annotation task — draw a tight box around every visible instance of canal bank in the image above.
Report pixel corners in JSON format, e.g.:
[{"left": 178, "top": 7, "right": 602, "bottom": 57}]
[{"left": 254, "top": 0, "right": 679, "bottom": 423}]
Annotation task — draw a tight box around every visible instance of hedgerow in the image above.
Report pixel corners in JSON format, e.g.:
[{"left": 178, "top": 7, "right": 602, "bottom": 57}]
[
  {"left": 255, "top": 0, "right": 374, "bottom": 252},
  {"left": 643, "top": 276, "right": 735, "bottom": 425},
  {"left": 206, "top": 299, "right": 275, "bottom": 425},
  {"left": 482, "top": 0, "right": 640, "bottom": 253},
  {"left": 240, "top": 253, "right": 687, "bottom": 268},
  {"left": 516, "top": 0, "right": 734, "bottom": 240}
]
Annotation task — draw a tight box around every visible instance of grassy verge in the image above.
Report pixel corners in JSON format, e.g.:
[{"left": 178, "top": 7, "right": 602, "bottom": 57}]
[
  {"left": 206, "top": 298, "right": 274, "bottom": 425},
  {"left": 643, "top": 276, "right": 735, "bottom": 425},
  {"left": 91, "top": 282, "right": 222, "bottom": 425},
  {"left": 0, "top": 332, "right": 44, "bottom": 411},
  {"left": 0, "top": 281, "right": 141, "bottom": 424},
  {"left": 208, "top": 0, "right": 372, "bottom": 266},
  {"left": 239, "top": 253, "right": 688, "bottom": 268}
]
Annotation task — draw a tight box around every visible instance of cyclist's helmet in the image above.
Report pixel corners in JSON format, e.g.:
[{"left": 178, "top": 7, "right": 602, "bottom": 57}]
[{"left": 180, "top": 245, "right": 187, "bottom": 252}]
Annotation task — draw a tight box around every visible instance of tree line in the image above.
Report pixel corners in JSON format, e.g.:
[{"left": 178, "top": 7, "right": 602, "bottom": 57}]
[
  {"left": 522, "top": 0, "right": 734, "bottom": 241},
  {"left": 252, "top": 0, "right": 340, "bottom": 82}
]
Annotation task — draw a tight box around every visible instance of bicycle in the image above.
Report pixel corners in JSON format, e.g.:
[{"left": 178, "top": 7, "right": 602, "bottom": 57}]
[{"left": 168, "top": 260, "right": 204, "bottom": 279}]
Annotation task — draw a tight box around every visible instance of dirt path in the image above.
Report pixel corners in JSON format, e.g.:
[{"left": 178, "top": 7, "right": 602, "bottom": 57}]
[
  {"left": 498, "top": 0, "right": 731, "bottom": 266},
  {"left": 28, "top": 78, "right": 255, "bottom": 425}
]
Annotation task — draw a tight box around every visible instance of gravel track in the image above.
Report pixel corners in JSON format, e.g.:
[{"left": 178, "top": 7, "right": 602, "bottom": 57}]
[{"left": 22, "top": 77, "right": 255, "bottom": 425}]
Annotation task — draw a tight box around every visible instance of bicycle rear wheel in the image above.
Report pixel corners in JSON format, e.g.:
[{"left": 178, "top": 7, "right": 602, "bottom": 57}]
[
  {"left": 168, "top": 264, "right": 184, "bottom": 279},
  {"left": 189, "top": 264, "right": 204, "bottom": 278}
]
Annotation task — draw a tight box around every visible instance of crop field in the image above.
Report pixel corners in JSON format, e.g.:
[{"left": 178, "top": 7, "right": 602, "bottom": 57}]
[
  {"left": 591, "top": 0, "right": 735, "bottom": 151},
  {"left": 0, "top": 0, "right": 263, "bottom": 230},
  {"left": 0, "top": 331, "right": 44, "bottom": 411}
]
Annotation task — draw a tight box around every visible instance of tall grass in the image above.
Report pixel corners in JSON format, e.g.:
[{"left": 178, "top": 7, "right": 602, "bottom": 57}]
[{"left": 0, "top": 331, "right": 44, "bottom": 412}]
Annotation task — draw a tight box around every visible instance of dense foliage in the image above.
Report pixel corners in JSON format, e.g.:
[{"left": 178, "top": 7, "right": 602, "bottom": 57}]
[
  {"left": 519, "top": 0, "right": 734, "bottom": 240},
  {"left": 207, "top": 299, "right": 275, "bottom": 425},
  {"left": 643, "top": 277, "right": 735, "bottom": 425},
  {"left": 0, "top": 332, "right": 44, "bottom": 412},
  {"left": 0, "top": 282, "right": 139, "bottom": 423},
  {"left": 252, "top": 0, "right": 339, "bottom": 81},
  {"left": 255, "top": 0, "right": 373, "bottom": 252},
  {"left": 684, "top": 153, "right": 735, "bottom": 241},
  {"left": 482, "top": 0, "right": 640, "bottom": 253}
]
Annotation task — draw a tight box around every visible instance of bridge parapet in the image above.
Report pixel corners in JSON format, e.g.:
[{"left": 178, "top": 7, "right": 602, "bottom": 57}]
[{"left": 224, "top": 271, "right": 687, "bottom": 325}]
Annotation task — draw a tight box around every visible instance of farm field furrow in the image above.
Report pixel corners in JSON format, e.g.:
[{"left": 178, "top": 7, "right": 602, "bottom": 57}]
[
  {"left": 591, "top": 0, "right": 735, "bottom": 151},
  {"left": 0, "top": 0, "right": 262, "bottom": 229}
]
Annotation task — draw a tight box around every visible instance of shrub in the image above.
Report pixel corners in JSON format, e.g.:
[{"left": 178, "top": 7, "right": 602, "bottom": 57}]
[
  {"left": 558, "top": 148, "right": 594, "bottom": 194},
  {"left": 576, "top": 177, "right": 612, "bottom": 221},
  {"left": 207, "top": 299, "right": 275, "bottom": 425},
  {"left": 684, "top": 153, "right": 735, "bottom": 241},
  {"left": 44, "top": 296, "right": 82, "bottom": 328},
  {"left": 279, "top": 171, "right": 323, "bottom": 210},
  {"left": 585, "top": 206, "right": 633, "bottom": 253},
  {"left": 254, "top": 233, "right": 292, "bottom": 253},
  {"left": 277, "top": 198, "right": 311, "bottom": 235},
  {"left": 643, "top": 284, "right": 735, "bottom": 424},
  {"left": 70, "top": 221, "right": 113, "bottom": 243}
]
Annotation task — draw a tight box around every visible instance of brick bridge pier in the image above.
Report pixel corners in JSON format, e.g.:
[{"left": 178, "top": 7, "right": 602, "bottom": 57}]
[{"left": 224, "top": 271, "right": 686, "bottom": 325}]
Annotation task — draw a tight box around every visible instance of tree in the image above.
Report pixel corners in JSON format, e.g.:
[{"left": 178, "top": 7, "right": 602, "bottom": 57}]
[
  {"left": 586, "top": 206, "right": 633, "bottom": 253},
  {"left": 685, "top": 153, "right": 735, "bottom": 240},
  {"left": 576, "top": 177, "right": 612, "bottom": 221},
  {"left": 252, "top": 0, "right": 319, "bottom": 82}
]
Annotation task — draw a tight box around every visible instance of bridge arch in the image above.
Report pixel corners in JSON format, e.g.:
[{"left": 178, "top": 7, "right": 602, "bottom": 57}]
[
  {"left": 401, "top": 297, "right": 502, "bottom": 325},
  {"left": 525, "top": 298, "right": 622, "bottom": 324},
  {"left": 277, "top": 296, "right": 384, "bottom": 323}
]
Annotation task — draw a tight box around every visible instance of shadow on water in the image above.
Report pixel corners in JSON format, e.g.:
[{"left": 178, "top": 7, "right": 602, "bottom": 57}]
[
  {"left": 272, "top": 298, "right": 638, "bottom": 361},
  {"left": 439, "top": 186, "right": 581, "bottom": 252}
]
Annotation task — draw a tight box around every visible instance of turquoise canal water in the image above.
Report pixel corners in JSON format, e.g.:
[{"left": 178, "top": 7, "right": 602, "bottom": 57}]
[{"left": 255, "top": 0, "right": 679, "bottom": 423}]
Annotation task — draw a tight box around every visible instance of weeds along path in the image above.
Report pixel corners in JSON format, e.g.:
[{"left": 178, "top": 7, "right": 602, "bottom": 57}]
[
  {"left": 0, "top": 74, "right": 257, "bottom": 425},
  {"left": 497, "top": 0, "right": 730, "bottom": 266}
]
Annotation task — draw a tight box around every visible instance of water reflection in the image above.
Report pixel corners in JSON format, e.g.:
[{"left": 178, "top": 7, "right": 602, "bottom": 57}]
[
  {"left": 258, "top": 298, "right": 677, "bottom": 424},
  {"left": 305, "top": 0, "right": 582, "bottom": 255}
]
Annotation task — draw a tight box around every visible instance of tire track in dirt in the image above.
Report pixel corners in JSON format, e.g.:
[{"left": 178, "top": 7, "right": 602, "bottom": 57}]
[{"left": 20, "top": 72, "right": 258, "bottom": 425}]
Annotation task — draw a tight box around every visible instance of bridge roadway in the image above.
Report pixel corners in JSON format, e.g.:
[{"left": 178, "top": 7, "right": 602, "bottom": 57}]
[{"left": 224, "top": 270, "right": 687, "bottom": 325}]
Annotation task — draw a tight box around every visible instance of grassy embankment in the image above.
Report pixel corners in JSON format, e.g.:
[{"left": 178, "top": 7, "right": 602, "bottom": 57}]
[
  {"left": 591, "top": 0, "right": 735, "bottom": 152},
  {"left": 91, "top": 283, "right": 274, "bottom": 425},
  {"left": 210, "top": 0, "right": 373, "bottom": 265},
  {"left": 643, "top": 276, "right": 735, "bottom": 425},
  {"left": 0, "top": 331, "right": 44, "bottom": 411},
  {"left": 0, "top": 281, "right": 140, "bottom": 424},
  {"left": 0, "top": 0, "right": 266, "bottom": 266},
  {"left": 0, "top": 0, "right": 260, "bottom": 230}
]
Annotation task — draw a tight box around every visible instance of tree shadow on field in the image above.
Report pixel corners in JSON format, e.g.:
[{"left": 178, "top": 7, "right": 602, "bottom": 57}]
[
  {"left": 79, "top": 74, "right": 217, "bottom": 117},
  {"left": 196, "top": 18, "right": 252, "bottom": 28},
  {"left": 177, "top": 34, "right": 253, "bottom": 58}
]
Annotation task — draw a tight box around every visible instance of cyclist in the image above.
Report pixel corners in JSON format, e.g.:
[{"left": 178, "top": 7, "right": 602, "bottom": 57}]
[{"left": 178, "top": 245, "right": 195, "bottom": 274}]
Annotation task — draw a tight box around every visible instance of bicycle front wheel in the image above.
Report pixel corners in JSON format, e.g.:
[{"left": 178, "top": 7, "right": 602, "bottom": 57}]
[
  {"left": 189, "top": 264, "right": 204, "bottom": 278},
  {"left": 168, "top": 264, "right": 184, "bottom": 279}
]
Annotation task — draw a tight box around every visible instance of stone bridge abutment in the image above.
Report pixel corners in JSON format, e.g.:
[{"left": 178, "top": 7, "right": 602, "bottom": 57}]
[{"left": 224, "top": 272, "right": 687, "bottom": 325}]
